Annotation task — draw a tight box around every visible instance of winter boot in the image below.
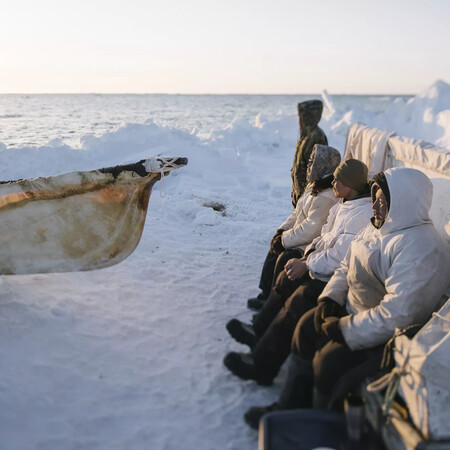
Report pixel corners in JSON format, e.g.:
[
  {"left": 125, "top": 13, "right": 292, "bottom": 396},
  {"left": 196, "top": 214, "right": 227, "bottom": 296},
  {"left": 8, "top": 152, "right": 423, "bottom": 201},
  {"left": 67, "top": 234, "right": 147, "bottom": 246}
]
[
  {"left": 244, "top": 402, "right": 280, "bottom": 429},
  {"left": 247, "top": 293, "right": 266, "bottom": 311},
  {"left": 226, "top": 319, "right": 257, "bottom": 350},
  {"left": 223, "top": 352, "right": 273, "bottom": 386}
]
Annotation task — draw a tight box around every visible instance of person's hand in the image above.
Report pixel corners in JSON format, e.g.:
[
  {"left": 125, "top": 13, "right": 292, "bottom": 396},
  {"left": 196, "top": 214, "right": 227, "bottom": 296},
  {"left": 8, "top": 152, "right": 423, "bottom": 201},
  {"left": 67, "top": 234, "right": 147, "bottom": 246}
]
[
  {"left": 274, "top": 228, "right": 284, "bottom": 237},
  {"left": 270, "top": 233, "right": 284, "bottom": 254},
  {"left": 314, "top": 297, "right": 341, "bottom": 334},
  {"left": 284, "top": 258, "right": 307, "bottom": 281},
  {"left": 321, "top": 317, "right": 345, "bottom": 344}
]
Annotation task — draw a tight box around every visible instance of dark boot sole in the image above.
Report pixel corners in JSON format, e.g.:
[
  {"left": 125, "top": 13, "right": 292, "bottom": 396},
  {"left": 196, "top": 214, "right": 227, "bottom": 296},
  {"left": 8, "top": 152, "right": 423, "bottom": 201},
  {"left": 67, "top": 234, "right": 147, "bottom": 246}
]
[
  {"left": 226, "top": 319, "right": 257, "bottom": 350},
  {"left": 247, "top": 298, "right": 265, "bottom": 311},
  {"left": 223, "top": 352, "right": 273, "bottom": 386}
]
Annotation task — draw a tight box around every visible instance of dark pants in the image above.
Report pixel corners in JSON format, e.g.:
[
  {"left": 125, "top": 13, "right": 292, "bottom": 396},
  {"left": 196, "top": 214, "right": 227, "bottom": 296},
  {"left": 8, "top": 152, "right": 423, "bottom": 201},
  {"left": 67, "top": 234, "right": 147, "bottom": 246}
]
[
  {"left": 254, "top": 268, "right": 308, "bottom": 338},
  {"left": 292, "top": 308, "right": 384, "bottom": 396},
  {"left": 258, "top": 248, "right": 303, "bottom": 299},
  {"left": 252, "top": 276, "right": 326, "bottom": 380}
]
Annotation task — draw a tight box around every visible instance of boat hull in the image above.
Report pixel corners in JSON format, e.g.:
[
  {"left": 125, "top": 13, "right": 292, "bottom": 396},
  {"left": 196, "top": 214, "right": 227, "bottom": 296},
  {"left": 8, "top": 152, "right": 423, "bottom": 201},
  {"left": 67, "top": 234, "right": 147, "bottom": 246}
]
[{"left": 0, "top": 157, "right": 187, "bottom": 274}]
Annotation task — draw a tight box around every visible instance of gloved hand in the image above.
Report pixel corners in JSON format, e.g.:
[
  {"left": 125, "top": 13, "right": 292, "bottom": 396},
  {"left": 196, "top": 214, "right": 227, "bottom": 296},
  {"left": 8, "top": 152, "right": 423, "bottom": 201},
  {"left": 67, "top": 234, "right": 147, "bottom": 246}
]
[
  {"left": 314, "top": 297, "right": 341, "bottom": 334},
  {"left": 274, "top": 228, "right": 284, "bottom": 237},
  {"left": 270, "top": 229, "right": 284, "bottom": 247},
  {"left": 321, "top": 317, "right": 345, "bottom": 344},
  {"left": 270, "top": 233, "right": 285, "bottom": 254}
]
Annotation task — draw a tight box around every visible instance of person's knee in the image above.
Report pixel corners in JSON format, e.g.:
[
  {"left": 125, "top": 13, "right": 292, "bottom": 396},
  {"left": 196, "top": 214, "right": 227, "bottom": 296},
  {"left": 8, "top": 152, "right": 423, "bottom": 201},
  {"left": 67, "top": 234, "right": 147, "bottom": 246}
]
[
  {"left": 283, "top": 286, "right": 316, "bottom": 326},
  {"left": 274, "top": 271, "right": 292, "bottom": 295},
  {"left": 274, "top": 270, "right": 288, "bottom": 287},
  {"left": 291, "top": 308, "right": 316, "bottom": 357},
  {"left": 313, "top": 344, "right": 338, "bottom": 375},
  {"left": 285, "top": 284, "right": 310, "bottom": 311},
  {"left": 313, "top": 343, "right": 345, "bottom": 394}
]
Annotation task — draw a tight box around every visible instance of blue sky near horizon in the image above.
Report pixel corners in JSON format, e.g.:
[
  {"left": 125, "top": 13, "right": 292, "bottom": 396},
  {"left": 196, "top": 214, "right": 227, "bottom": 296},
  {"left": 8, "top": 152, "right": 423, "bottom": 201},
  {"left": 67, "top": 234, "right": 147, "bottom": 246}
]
[{"left": 0, "top": 0, "right": 449, "bottom": 94}]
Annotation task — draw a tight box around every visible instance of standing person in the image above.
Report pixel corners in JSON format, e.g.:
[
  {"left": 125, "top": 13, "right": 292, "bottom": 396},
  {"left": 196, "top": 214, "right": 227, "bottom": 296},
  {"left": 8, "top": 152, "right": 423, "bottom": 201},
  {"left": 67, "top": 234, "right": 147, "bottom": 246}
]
[
  {"left": 291, "top": 100, "right": 328, "bottom": 207},
  {"left": 248, "top": 145, "right": 340, "bottom": 310},
  {"left": 244, "top": 168, "right": 450, "bottom": 429},
  {"left": 225, "top": 160, "right": 373, "bottom": 386}
]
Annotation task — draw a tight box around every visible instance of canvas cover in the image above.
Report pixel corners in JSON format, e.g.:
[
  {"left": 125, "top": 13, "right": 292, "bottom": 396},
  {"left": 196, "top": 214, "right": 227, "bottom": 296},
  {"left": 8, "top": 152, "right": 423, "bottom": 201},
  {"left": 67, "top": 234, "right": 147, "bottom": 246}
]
[
  {"left": 388, "top": 135, "right": 450, "bottom": 176},
  {"left": 387, "top": 135, "right": 450, "bottom": 242},
  {"left": 392, "top": 299, "right": 450, "bottom": 440},
  {"left": 343, "top": 123, "right": 450, "bottom": 242},
  {"left": 343, "top": 123, "right": 394, "bottom": 178}
]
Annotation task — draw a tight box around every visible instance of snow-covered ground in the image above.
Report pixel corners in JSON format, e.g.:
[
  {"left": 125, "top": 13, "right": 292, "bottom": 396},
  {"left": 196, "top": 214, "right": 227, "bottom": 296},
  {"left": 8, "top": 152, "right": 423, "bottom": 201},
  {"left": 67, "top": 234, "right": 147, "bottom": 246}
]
[{"left": 0, "top": 81, "right": 449, "bottom": 450}]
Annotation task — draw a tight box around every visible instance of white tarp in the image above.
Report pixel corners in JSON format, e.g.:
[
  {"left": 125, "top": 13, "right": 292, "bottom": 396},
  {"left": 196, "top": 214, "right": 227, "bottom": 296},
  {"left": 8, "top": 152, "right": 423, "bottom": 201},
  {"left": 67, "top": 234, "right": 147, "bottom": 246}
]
[
  {"left": 387, "top": 136, "right": 450, "bottom": 243},
  {"left": 343, "top": 123, "right": 394, "bottom": 178},
  {"left": 344, "top": 123, "right": 450, "bottom": 242},
  {"left": 387, "top": 135, "right": 450, "bottom": 176},
  {"left": 393, "top": 299, "right": 450, "bottom": 441}
]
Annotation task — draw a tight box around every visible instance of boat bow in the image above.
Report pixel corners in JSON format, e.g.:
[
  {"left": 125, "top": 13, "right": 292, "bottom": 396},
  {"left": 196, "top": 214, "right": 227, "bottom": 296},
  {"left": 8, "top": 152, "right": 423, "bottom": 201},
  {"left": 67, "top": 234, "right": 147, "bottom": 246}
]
[{"left": 0, "top": 156, "right": 187, "bottom": 274}]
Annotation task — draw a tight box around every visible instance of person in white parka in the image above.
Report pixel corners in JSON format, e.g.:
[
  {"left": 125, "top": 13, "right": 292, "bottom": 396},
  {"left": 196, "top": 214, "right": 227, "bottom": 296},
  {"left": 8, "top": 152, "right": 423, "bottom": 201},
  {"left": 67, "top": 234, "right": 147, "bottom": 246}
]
[
  {"left": 248, "top": 144, "right": 341, "bottom": 309},
  {"left": 225, "top": 160, "right": 373, "bottom": 387},
  {"left": 244, "top": 167, "right": 450, "bottom": 428}
]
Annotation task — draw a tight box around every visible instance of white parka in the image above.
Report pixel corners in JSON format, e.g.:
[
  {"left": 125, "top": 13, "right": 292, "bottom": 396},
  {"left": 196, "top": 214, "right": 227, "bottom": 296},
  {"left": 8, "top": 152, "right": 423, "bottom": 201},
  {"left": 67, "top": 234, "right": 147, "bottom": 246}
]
[
  {"left": 320, "top": 168, "right": 450, "bottom": 350},
  {"left": 304, "top": 196, "right": 373, "bottom": 282},
  {"left": 280, "top": 186, "right": 338, "bottom": 251}
]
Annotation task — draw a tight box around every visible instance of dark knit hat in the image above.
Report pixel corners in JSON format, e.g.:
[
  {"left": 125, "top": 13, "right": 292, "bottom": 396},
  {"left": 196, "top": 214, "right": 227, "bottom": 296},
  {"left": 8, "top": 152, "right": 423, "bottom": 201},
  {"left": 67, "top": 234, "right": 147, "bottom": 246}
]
[{"left": 333, "top": 159, "right": 368, "bottom": 191}]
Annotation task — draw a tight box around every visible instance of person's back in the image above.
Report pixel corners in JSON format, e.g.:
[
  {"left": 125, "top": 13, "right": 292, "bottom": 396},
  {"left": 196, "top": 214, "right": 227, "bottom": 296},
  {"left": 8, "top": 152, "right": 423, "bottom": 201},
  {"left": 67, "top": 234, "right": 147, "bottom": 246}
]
[{"left": 291, "top": 100, "right": 327, "bottom": 207}]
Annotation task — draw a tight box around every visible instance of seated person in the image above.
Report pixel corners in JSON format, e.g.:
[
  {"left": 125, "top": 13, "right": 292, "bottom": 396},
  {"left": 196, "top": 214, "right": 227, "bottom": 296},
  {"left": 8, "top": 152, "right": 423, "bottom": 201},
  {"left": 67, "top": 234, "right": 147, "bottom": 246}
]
[
  {"left": 225, "top": 159, "right": 373, "bottom": 385},
  {"left": 291, "top": 100, "right": 328, "bottom": 207},
  {"left": 248, "top": 144, "right": 341, "bottom": 310},
  {"left": 244, "top": 168, "right": 450, "bottom": 429}
]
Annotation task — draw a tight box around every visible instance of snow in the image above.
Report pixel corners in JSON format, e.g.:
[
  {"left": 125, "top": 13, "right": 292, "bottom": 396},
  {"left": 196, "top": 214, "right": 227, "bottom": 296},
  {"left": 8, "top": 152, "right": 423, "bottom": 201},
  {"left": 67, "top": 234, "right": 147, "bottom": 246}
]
[{"left": 1, "top": 81, "right": 450, "bottom": 450}]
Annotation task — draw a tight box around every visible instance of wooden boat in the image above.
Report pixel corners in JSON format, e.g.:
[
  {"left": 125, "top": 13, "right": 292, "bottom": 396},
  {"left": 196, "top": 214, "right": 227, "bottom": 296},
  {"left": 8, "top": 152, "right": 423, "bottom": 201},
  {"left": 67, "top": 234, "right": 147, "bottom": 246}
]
[{"left": 0, "top": 156, "right": 187, "bottom": 275}]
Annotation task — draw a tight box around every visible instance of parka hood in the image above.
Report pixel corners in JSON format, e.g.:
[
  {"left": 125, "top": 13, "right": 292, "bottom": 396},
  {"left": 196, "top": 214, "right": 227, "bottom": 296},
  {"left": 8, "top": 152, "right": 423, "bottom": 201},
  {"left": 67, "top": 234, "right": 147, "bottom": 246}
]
[
  {"left": 379, "top": 167, "right": 432, "bottom": 234},
  {"left": 308, "top": 144, "right": 341, "bottom": 183},
  {"left": 298, "top": 100, "right": 323, "bottom": 135}
]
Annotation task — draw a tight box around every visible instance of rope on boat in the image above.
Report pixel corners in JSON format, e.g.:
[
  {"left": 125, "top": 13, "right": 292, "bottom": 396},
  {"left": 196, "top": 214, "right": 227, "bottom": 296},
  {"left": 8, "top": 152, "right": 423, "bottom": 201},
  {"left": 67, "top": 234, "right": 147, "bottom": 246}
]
[
  {"left": 432, "top": 311, "right": 450, "bottom": 322},
  {"left": 143, "top": 157, "right": 183, "bottom": 198}
]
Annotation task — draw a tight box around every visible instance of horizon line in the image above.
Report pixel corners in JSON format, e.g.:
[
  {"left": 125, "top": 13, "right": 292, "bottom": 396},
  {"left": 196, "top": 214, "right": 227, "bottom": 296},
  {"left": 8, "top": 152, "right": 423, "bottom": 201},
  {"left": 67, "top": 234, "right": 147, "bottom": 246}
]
[{"left": 0, "top": 92, "right": 415, "bottom": 96}]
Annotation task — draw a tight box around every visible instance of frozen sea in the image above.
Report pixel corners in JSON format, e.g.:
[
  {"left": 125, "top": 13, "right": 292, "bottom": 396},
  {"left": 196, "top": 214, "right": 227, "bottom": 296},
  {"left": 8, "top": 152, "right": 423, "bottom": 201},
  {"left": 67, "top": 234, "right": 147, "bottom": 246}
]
[
  {"left": 0, "top": 93, "right": 407, "bottom": 148},
  {"left": 0, "top": 82, "right": 449, "bottom": 450}
]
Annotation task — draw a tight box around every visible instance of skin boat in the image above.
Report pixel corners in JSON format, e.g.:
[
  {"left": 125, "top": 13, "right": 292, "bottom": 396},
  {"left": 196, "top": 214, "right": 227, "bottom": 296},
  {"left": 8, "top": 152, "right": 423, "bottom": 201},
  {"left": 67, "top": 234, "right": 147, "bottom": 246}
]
[{"left": 0, "top": 156, "right": 187, "bottom": 274}]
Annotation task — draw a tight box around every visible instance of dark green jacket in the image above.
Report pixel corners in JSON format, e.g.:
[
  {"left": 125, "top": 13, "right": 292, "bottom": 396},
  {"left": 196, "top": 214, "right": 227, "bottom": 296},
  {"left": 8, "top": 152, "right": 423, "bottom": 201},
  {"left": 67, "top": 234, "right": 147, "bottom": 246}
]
[{"left": 291, "top": 100, "right": 328, "bottom": 207}]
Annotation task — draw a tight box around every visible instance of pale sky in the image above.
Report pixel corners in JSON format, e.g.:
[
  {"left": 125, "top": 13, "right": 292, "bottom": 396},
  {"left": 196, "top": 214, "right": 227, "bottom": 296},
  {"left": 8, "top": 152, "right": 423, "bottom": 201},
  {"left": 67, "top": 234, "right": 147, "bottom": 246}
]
[{"left": 0, "top": 0, "right": 449, "bottom": 94}]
